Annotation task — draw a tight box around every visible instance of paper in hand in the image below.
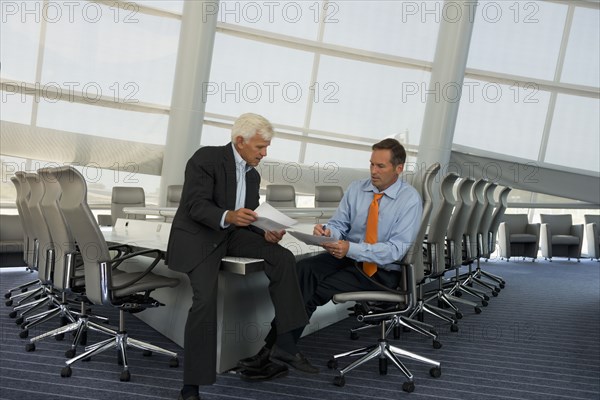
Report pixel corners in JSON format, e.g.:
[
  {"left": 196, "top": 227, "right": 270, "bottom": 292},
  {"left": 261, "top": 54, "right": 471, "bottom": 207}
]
[
  {"left": 251, "top": 202, "right": 297, "bottom": 231},
  {"left": 288, "top": 230, "right": 337, "bottom": 246}
]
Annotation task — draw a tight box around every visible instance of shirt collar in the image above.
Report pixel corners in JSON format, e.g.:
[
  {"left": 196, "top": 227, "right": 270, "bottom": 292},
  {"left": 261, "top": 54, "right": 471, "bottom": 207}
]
[
  {"left": 232, "top": 144, "right": 250, "bottom": 171},
  {"left": 363, "top": 177, "right": 403, "bottom": 200}
]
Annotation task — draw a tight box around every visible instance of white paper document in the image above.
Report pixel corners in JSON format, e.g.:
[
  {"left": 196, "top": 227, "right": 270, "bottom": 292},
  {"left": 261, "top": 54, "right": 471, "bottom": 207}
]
[
  {"left": 288, "top": 230, "right": 337, "bottom": 246},
  {"left": 251, "top": 202, "right": 298, "bottom": 231}
]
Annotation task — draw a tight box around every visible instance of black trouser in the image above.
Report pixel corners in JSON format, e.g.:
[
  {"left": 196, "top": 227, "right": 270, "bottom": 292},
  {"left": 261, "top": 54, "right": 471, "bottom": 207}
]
[
  {"left": 184, "top": 228, "right": 309, "bottom": 385},
  {"left": 265, "top": 252, "right": 401, "bottom": 346}
]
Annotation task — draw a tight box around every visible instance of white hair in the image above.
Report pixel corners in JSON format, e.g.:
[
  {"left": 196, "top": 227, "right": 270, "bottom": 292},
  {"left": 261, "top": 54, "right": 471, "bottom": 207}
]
[{"left": 231, "top": 113, "right": 274, "bottom": 142}]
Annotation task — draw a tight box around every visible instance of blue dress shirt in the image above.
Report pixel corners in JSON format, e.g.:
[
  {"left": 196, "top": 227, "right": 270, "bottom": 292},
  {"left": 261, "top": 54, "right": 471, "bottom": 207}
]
[
  {"left": 326, "top": 177, "right": 423, "bottom": 272},
  {"left": 220, "top": 145, "right": 252, "bottom": 228}
]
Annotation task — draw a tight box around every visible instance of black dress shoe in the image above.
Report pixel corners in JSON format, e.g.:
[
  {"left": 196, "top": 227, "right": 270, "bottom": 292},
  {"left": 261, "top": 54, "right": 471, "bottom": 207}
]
[
  {"left": 270, "top": 345, "right": 319, "bottom": 374},
  {"left": 237, "top": 346, "right": 271, "bottom": 371},
  {"left": 178, "top": 391, "right": 200, "bottom": 400},
  {"left": 240, "top": 361, "right": 288, "bottom": 382}
]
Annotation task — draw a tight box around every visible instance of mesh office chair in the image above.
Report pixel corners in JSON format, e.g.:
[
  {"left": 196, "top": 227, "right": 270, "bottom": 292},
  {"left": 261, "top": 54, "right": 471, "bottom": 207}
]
[
  {"left": 25, "top": 167, "right": 115, "bottom": 356},
  {"left": 314, "top": 185, "right": 344, "bottom": 207},
  {"left": 49, "top": 166, "right": 180, "bottom": 381},
  {"left": 498, "top": 214, "right": 540, "bottom": 261},
  {"left": 97, "top": 186, "right": 146, "bottom": 226},
  {"left": 540, "top": 214, "right": 584, "bottom": 262},
  {"left": 584, "top": 214, "right": 600, "bottom": 261},
  {"left": 265, "top": 184, "right": 296, "bottom": 207},
  {"left": 5, "top": 175, "right": 39, "bottom": 303},
  {"left": 327, "top": 164, "right": 442, "bottom": 392}
]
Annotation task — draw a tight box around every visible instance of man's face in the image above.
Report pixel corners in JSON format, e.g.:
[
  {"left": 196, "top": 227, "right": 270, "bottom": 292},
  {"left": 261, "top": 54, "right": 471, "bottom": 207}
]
[
  {"left": 370, "top": 149, "right": 404, "bottom": 191},
  {"left": 236, "top": 133, "right": 270, "bottom": 167}
]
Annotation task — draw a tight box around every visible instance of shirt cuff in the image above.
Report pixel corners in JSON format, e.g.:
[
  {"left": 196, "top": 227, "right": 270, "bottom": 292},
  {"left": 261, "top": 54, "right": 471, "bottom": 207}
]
[{"left": 220, "top": 211, "right": 230, "bottom": 229}]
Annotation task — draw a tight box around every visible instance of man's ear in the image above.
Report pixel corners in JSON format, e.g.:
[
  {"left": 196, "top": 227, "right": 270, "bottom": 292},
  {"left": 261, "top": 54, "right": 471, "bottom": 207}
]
[
  {"left": 235, "top": 136, "right": 245, "bottom": 149},
  {"left": 396, "top": 163, "right": 404, "bottom": 175}
]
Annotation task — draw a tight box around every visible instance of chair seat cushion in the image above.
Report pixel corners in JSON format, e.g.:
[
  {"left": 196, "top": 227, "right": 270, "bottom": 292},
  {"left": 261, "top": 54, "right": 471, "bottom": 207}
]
[
  {"left": 510, "top": 233, "right": 537, "bottom": 243},
  {"left": 113, "top": 271, "right": 180, "bottom": 298},
  {"left": 551, "top": 235, "right": 580, "bottom": 245}
]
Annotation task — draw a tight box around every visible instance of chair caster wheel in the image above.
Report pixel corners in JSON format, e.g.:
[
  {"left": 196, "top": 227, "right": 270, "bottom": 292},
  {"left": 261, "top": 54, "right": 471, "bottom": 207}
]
[
  {"left": 55, "top": 333, "right": 65, "bottom": 341},
  {"left": 327, "top": 359, "right": 338, "bottom": 369},
  {"left": 499, "top": 283, "right": 505, "bottom": 289},
  {"left": 483, "top": 294, "right": 490, "bottom": 301},
  {"left": 333, "top": 375, "right": 345, "bottom": 387},
  {"left": 402, "top": 381, "right": 415, "bottom": 393},
  {"left": 430, "top": 367, "right": 442, "bottom": 378},
  {"left": 19, "top": 329, "right": 29, "bottom": 339},
  {"left": 492, "top": 291, "right": 499, "bottom": 297},
  {"left": 169, "top": 357, "right": 179, "bottom": 368},
  {"left": 5, "top": 299, "right": 13, "bottom": 307},
  {"left": 61, "top": 366, "right": 72, "bottom": 378},
  {"left": 450, "top": 324, "right": 459, "bottom": 333},
  {"left": 481, "top": 300, "right": 488, "bottom": 307},
  {"left": 143, "top": 350, "right": 152, "bottom": 357},
  {"left": 25, "top": 343, "right": 35, "bottom": 352},
  {"left": 455, "top": 312, "right": 463, "bottom": 320},
  {"left": 433, "top": 340, "right": 442, "bottom": 349},
  {"left": 21, "top": 288, "right": 28, "bottom": 293},
  {"left": 65, "top": 349, "right": 76, "bottom": 358},
  {"left": 4, "top": 292, "right": 11, "bottom": 299},
  {"left": 15, "top": 317, "right": 24, "bottom": 325},
  {"left": 350, "top": 331, "right": 359, "bottom": 340},
  {"left": 474, "top": 306, "right": 482, "bottom": 314},
  {"left": 8, "top": 310, "right": 17, "bottom": 318},
  {"left": 120, "top": 370, "right": 131, "bottom": 382}
]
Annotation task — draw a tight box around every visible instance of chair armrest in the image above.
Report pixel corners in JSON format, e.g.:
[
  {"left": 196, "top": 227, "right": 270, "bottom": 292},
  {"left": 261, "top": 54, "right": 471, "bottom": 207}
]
[
  {"left": 586, "top": 223, "right": 598, "bottom": 258},
  {"left": 570, "top": 224, "right": 584, "bottom": 240},
  {"left": 526, "top": 223, "right": 541, "bottom": 250},
  {"left": 110, "top": 248, "right": 165, "bottom": 290},
  {"left": 540, "top": 223, "right": 551, "bottom": 257},
  {"left": 498, "top": 222, "right": 510, "bottom": 258}
]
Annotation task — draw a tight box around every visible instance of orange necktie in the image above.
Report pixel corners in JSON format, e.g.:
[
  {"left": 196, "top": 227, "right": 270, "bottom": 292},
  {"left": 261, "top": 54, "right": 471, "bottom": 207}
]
[{"left": 363, "top": 192, "right": 384, "bottom": 276}]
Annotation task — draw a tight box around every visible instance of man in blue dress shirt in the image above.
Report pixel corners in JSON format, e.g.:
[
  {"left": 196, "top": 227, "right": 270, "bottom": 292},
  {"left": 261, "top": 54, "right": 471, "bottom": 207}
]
[{"left": 238, "top": 137, "right": 423, "bottom": 376}]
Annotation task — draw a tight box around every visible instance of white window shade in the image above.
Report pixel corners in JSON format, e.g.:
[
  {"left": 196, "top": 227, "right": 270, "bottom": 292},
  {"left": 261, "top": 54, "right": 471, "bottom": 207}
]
[
  {"left": 467, "top": 1, "right": 567, "bottom": 81},
  {"left": 0, "top": 0, "right": 41, "bottom": 82},
  {"left": 310, "top": 56, "right": 430, "bottom": 146},
  {"left": 454, "top": 79, "right": 551, "bottom": 160},
  {"left": 2, "top": 91, "right": 33, "bottom": 124},
  {"left": 561, "top": 7, "right": 600, "bottom": 88},
  {"left": 40, "top": 2, "right": 179, "bottom": 106},
  {"left": 322, "top": 0, "right": 440, "bottom": 62},
  {"left": 206, "top": 33, "right": 313, "bottom": 127},
  {"left": 545, "top": 94, "right": 600, "bottom": 173}
]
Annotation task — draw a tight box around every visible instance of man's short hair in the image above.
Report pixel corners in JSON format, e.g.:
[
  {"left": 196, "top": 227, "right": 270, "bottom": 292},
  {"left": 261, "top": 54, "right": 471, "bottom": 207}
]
[
  {"left": 372, "top": 138, "right": 407, "bottom": 166},
  {"left": 231, "top": 113, "right": 274, "bottom": 142}
]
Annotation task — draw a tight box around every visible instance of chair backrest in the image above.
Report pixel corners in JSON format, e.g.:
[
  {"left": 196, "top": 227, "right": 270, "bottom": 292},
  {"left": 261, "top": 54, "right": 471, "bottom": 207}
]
[
  {"left": 540, "top": 214, "right": 573, "bottom": 236},
  {"left": 50, "top": 166, "right": 112, "bottom": 305},
  {"left": 111, "top": 186, "right": 146, "bottom": 225},
  {"left": 502, "top": 214, "right": 529, "bottom": 233},
  {"left": 13, "top": 173, "right": 35, "bottom": 266},
  {"left": 24, "top": 172, "right": 54, "bottom": 283},
  {"left": 427, "top": 172, "right": 460, "bottom": 274},
  {"left": 478, "top": 182, "right": 498, "bottom": 257},
  {"left": 403, "top": 162, "right": 440, "bottom": 282},
  {"left": 266, "top": 184, "right": 296, "bottom": 208},
  {"left": 584, "top": 214, "right": 600, "bottom": 226},
  {"left": 488, "top": 185, "right": 511, "bottom": 254},
  {"left": 465, "top": 179, "right": 487, "bottom": 259},
  {"left": 446, "top": 177, "right": 475, "bottom": 267},
  {"left": 38, "top": 167, "right": 78, "bottom": 292},
  {"left": 166, "top": 184, "right": 183, "bottom": 207},
  {"left": 10, "top": 176, "right": 29, "bottom": 262},
  {"left": 314, "top": 185, "right": 343, "bottom": 207}
]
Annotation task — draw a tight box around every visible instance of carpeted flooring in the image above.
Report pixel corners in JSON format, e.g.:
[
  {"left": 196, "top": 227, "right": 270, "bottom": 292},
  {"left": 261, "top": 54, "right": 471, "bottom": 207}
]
[{"left": 1, "top": 258, "right": 599, "bottom": 400}]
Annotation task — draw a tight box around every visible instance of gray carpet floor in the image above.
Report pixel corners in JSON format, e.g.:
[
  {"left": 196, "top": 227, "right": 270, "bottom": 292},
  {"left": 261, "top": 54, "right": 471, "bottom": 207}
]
[{"left": 1, "top": 258, "right": 599, "bottom": 400}]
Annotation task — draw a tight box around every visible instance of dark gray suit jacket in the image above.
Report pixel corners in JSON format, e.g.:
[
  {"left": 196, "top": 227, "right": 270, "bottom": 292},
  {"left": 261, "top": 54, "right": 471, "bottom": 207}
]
[{"left": 166, "top": 143, "right": 262, "bottom": 272}]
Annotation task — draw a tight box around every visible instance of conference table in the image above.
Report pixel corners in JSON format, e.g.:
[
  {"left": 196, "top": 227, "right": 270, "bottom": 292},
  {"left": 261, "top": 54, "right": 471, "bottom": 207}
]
[{"left": 102, "top": 210, "right": 349, "bottom": 373}]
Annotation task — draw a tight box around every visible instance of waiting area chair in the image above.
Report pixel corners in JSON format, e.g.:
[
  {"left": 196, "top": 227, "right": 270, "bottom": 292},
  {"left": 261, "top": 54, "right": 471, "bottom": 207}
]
[
  {"left": 540, "top": 214, "right": 583, "bottom": 262},
  {"left": 584, "top": 214, "right": 600, "bottom": 261},
  {"left": 498, "top": 214, "right": 540, "bottom": 261},
  {"left": 266, "top": 184, "right": 296, "bottom": 208},
  {"left": 314, "top": 185, "right": 344, "bottom": 207},
  {"left": 166, "top": 184, "right": 183, "bottom": 207},
  {"left": 49, "top": 166, "right": 180, "bottom": 381}
]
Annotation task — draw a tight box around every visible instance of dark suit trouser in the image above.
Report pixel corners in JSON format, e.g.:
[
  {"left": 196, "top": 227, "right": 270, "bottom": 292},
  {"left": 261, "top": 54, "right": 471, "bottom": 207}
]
[
  {"left": 265, "top": 252, "right": 401, "bottom": 346},
  {"left": 184, "top": 228, "right": 309, "bottom": 385}
]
